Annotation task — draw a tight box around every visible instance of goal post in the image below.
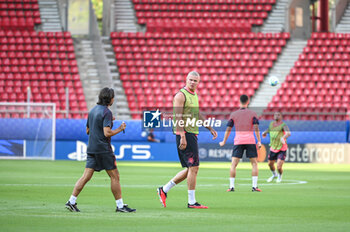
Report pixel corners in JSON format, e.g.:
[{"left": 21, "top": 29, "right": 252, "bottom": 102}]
[{"left": 0, "top": 102, "right": 56, "bottom": 160}]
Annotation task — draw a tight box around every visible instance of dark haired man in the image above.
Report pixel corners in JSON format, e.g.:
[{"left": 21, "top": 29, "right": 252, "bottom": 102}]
[
  {"left": 263, "top": 112, "right": 291, "bottom": 183},
  {"left": 219, "top": 95, "right": 262, "bottom": 192},
  {"left": 65, "top": 87, "right": 136, "bottom": 213}
]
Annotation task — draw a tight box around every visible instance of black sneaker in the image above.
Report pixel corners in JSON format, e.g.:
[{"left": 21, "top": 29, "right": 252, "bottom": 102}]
[
  {"left": 65, "top": 201, "right": 80, "bottom": 212},
  {"left": 252, "top": 187, "right": 262, "bottom": 192},
  {"left": 116, "top": 204, "right": 136, "bottom": 213},
  {"left": 226, "top": 187, "right": 235, "bottom": 192}
]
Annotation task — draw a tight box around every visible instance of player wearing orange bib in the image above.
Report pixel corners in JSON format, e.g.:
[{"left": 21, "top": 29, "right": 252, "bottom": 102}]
[{"left": 219, "top": 95, "right": 262, "bottom": 192}]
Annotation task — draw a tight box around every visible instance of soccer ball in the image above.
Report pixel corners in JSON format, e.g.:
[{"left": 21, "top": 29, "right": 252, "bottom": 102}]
[
  {"left": 141, "top": 131, "right": 147, "bottom": 137},
  {"left": 268, "top": 76, "right": 279, "bottom": 86}
]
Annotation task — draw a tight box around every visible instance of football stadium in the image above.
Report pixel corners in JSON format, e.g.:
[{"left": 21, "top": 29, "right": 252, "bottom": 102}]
[{"left": 0, "top": 0, "right": 350, "bottom": 231}]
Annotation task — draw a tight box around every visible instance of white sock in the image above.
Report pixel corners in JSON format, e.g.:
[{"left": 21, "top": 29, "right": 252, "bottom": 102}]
[
  {"left": 278, "top": 174, "right": 282, "bottom": 179},
  {"left": 69, "top": 195, "right": 77, "bottom": 204},
  {"left": 116, "top": 198, "right": 124, "bottom": 209},
  {"left": 230, "top": 178, "right": 235, "bottom": 188},
  {"left": 188, "top": 190, "right": 196, "bottom": 205},
  {"left": 163, "top": 180, "right": 176, "bottom": 193},
  {"left": 252, "top": 176, "right": 258, "bottom": 188},
  {"left": 272, "top": 171, "right": 277, "bottom": 177}
]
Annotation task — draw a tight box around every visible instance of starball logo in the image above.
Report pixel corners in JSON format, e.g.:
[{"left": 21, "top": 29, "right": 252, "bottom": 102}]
[{"left": 143, "top": 109, "right": 222, "bottom": 129}]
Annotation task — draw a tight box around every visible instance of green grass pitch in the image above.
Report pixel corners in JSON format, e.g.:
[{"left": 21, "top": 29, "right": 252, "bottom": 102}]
[{"left": 0, "top": 160, "right": 349, "bottom": 232}]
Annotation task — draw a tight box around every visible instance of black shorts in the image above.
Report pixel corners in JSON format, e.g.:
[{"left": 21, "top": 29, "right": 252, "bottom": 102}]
[
  {"left": 232, "top": 144, "right": 258, "bottom": 159},
  {"left": 176, "top": 133, "right": 199, "bottom": 168},
  {"left": 86, "top": 152, "right": 117, "bottom": 172},
  {"left": 268, "top": 150, "right": 287, "bottom": 161}
]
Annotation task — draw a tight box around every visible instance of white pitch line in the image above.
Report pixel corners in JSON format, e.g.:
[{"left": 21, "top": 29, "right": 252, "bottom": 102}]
[{"left": 0, "top": 180, "right": 307, "bottom": 188}]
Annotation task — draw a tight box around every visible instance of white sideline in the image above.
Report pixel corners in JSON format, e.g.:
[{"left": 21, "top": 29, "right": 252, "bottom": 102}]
[{"left": 0, "top": 180, "right": 307, "bottom": 188}]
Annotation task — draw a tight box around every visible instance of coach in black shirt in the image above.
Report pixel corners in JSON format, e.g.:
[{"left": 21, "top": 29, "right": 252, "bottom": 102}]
[{"left": 65, "top": 87, "right": 136, "bottom": 213}]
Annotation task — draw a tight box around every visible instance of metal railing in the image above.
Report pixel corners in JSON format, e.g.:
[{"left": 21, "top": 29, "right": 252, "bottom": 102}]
[
  {"left": 88, "top": 0, "right": 116, "bottom": 114},
  {"left": 89, "top": 0, "right": 113, "bottom": 87}
]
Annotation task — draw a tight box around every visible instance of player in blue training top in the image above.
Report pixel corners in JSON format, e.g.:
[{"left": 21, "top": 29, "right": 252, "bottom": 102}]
[{"left": 65, "top": 87, "right": 136, "bottom": 213}]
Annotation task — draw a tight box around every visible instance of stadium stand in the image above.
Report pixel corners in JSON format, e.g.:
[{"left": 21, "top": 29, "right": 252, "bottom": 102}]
[
  {"left": 111, "top": 31, "right": 289, "bottom": 119},
  {"left": 265, "top": 32, "right": 350, "bottom": 121},
  {"left": 0, "top": 30, "right": 87, "bottom": 119},
  {"left": 0, "top": 0, "right": 41, "bottom": 30},
  {"left": 108, "top": 0, "right": 286, "bottom": 120},
  {"left": 133, "top": 0, "right": 275, "bottom": 33},
  {"left": 0, "top": 1, "right": 87, "bottom": 119}
]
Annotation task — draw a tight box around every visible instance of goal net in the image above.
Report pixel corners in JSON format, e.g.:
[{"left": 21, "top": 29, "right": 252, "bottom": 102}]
[{"left": 0, "top": 102, "right": 56, "bottom": 160}]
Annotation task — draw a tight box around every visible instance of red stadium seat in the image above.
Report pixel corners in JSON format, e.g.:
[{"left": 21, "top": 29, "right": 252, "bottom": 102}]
[
  {"left": 110, "top": 29, "right": 288, "bottom": 118},
  {"left": 265, "top": 33, "right": 350, "bottom": 120}
]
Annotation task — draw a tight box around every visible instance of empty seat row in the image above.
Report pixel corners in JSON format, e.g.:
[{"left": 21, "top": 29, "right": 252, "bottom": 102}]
[
  {"left": 0, "top": 0, "right": 38, "bottom": 3},
  {"left": 113, "top": 39, "right": 286, "bottom": 47},
  {"left": 0, "top": 10, "right": 40, "bottom": 18},
  {"left": 0, "top": 30, "right": 72, "bottom": 38},
  {"left": 111, "top": 31, "right": 290, "bottom": 39},
  {"left": 136, "top": 11, "right": 268, "bottom": 19},
  {"left": 0, "top": 17, "right": 36, "bottom": 30},
  {"left": 0, "top": 3, "right": 39, "bottom": 9},
  {"left": 0, "top": 73, "right": 80, "bottom": 81},
  {"left": 116, "top": 44, "right": 282, "bottom": 52},
  {"left": 298, "top": 53, "right": 349, "bottom": 60},
  {"left": 0, "top": 51, "right": 76, "bottom": 59},
  {"left": 0, "top": 44, "right": 74, "bottom": 52},
  {"left": 116, "top": 53, "right": 278, "bottom": 62},
  {"left": 122, "top": 74, "right": 265, "bottom": 82},
  {"left": 0, "top": 66, "right": 78, "bottom": 73},
  {"left": 310, "top": 32, "right": 350, "bottom": 39},
  {"left": 118, "top": 66, "right": 270, "bottom": 74},
  {"left": 0, "top": 58, "right": 77, "bottom": 66},
  {"left": 295, "top": 60, "right": 350, "bottom": 67},
  {"left": 146, "top": 19, "right": 252, "bottom": 32},
  {"left": 115, "top": 52, "right": 278, "bottom": 60},
  {"left": 0, "top": 37, "right": 73, "bottom": 45},
  {"left": 290, "top": 67, "right": 350, "bottom": 75},
  {"left": 132, "top": 0, "right": 275, "bottom": 4},
  {"left": 284, "top": 74, "right": 350, "bottom": 82},
  {"left": 0, "top": 79, "right": 82, "bottom": 88},
  {"left": 306, "top": 40, "right": 350, "bottom": 47},
  {"left": 117, "top": 60, "right": 274, "bottom": 68}
]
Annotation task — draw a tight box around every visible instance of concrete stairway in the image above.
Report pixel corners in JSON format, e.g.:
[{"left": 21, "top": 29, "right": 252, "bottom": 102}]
[
  {"left": 250, "top": 40, "right": 307, "bottom": 114},
  {"left": 74, "top": 38, "right": 102, "bottom": 111},
  {"left": 114, "top": 0, "right": 138, "bottom": 32},
  {"left": 260, "top": 0, "right": 290, "bottom": 33},
  {"left": 38, "top": 0, "right": 62, "bottom": 32},
  {"left": 102, "top": 36, "right": 131, "bottom": 120},
  {"left": 336, "top": 2, "right": 350, "bottom": 33}
]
